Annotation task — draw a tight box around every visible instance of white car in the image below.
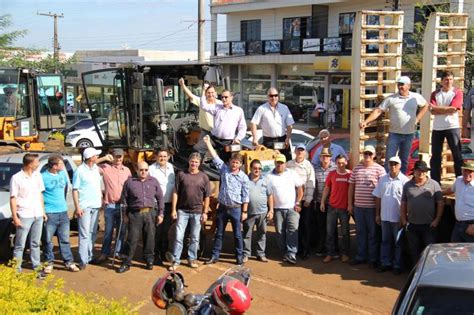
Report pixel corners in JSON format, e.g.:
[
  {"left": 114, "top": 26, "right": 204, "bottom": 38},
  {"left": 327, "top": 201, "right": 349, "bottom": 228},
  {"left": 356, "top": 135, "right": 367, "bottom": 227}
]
[
  {"left": 65, "top": 120, "right": 106, "bottom": 148},
  {"left": 0, "top": 151, "right": 78, "bottom": 221},
  {"left": 245, "top": 128, "right": 315, "bottom": 158}
]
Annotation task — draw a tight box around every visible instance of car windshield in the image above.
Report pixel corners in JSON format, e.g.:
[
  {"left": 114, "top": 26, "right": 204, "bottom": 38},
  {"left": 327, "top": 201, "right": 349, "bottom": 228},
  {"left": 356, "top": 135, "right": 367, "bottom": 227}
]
[
  {"left": 0, "top": 163, "right": 23, "bottom": 191},
  {"left": 408, "top": 286, "right": 474, "bottom": 314}
]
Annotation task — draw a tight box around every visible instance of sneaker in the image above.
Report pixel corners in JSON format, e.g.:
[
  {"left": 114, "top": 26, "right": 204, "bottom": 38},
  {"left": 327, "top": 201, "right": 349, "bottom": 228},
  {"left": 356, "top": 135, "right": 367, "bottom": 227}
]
[
  {"left": 242, "top": 256, "right": 249, "bottom": 263},
  {"left": 36, "top": 270, "right": 47, "bottom": 280},
  {"left": 188, "top": 260, "right": 199, "bottom": 269},
  {"left": 66, "top": 263, "right": 80, "bottom": 272},
  {"left": 78, "top": 263, "right": 87, "bottom": 271},
  {"left": 323, "top": 256, "right": 332, "bottom": 263},
  {"left": 341, "top": 255, "right": 349, "bottom": 263},
  {"left": 43, "top": 265, "right": 53, "bottom": 274},
  {"left": 286, "top": 256, "right": 296, "bottom": 265},
  {"left": 257, "top": 256, "right": 268, "bottom": 263}
]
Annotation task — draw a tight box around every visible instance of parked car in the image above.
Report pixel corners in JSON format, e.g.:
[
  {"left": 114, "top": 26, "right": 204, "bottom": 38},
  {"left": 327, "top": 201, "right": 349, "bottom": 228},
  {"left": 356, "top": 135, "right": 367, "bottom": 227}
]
[
  {"left": 65, "top": 113, "right": 91, "bottom": 129},
  {"left": 64, "top": 120, "right": 107, "bottom": 148},
  {"left": 392, "top": 243, "right": 474, "bottom": 315},
  {"left": 0, "top": 151, "right": 77, "bottom": 261},
  {"left": 62, "top": 118, "right": 106, "bottom": 137}
]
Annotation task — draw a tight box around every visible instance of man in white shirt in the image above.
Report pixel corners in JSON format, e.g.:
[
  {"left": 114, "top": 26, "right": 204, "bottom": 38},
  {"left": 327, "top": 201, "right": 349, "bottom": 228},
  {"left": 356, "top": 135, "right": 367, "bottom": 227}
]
[
  {"left": 267, "top": 154, "right": 304, "bottom": 264},
  {"left": 443, "top": 162, "right": 474, "bottom": 243},
  {"left": 149, "top": 147, "right": 175, "bottom": 265},
  {"left": 250, "top": 87, "right": 295, "bottom": 161},
  {"left": 10, "top": 153, "right": 46, "bottom": 277},
  {"left": 360, "top": 76, "right": 428, "bottom": 174},
  {"left": 429, "top": 70, "right": 464, "bottom": 183}
]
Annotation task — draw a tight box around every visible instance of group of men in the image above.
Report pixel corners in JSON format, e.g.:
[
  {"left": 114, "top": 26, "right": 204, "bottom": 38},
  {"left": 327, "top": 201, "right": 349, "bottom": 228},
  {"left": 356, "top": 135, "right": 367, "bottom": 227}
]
[{"left": 9, "top": 73, "right": 474, "bottom": 278}]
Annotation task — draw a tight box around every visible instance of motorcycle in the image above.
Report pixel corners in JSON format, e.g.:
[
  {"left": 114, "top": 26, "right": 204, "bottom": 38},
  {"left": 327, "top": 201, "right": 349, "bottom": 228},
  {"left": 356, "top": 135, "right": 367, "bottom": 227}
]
[{"left": 152, "top": 252, "right": 252, "bottom": 314}]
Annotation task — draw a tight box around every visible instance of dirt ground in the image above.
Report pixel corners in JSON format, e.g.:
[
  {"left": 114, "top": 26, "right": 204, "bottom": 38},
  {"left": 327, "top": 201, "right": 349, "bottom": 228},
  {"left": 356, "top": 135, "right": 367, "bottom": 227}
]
[{"left": 36, "top": 221, "right": 407, "bottom": 315}]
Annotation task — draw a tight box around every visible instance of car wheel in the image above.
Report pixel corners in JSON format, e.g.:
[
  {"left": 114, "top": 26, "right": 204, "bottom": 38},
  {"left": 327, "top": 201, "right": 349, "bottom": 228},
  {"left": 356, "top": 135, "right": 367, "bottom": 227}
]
[{"left": 76, "top": 139, "right": 93, "bottom": 148}]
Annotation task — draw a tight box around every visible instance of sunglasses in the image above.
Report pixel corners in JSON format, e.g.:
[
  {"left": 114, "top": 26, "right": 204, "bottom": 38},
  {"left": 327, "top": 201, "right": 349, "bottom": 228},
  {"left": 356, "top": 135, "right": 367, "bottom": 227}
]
[
  {"left": 363, "top": 152, "right": 373, "bottom": 156},
  {"left": 252, "top": 167, "right": 262, "bottom": 170},
  {"left": 268, "top": 94, "right": 279, "bottom": 98},
  {"left": 221, "top": 95, "right": 230, "bottom": 99},
  {"left": 139, "top": 168, "right": 149, "bottom": 171}
]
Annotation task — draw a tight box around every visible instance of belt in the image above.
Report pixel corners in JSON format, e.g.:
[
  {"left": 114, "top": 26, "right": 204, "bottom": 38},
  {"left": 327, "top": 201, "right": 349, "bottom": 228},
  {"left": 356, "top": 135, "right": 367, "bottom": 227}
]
[
  {"left": 457, "top": 220, "right": 474, "bottom": 224},
  {"left": 211, "top": 135, "right": 233, "bottom": 142},
  {"left": 131, "top": 207, "right": 152, "bottom": 213},
  {"left": 263, "top": 135, "right": 285, "bottom": 141},
  {"left": 221, "top": 204, "right": 241, "bottom": 209}
]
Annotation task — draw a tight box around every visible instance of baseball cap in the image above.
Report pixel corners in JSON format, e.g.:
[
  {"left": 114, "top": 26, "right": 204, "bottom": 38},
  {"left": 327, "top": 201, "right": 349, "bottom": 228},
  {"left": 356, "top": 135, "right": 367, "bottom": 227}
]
[
  {"left": 388, "top": 156, "right": 401, "bottom": 164},
  {"left": 83, "top": 148, "right": 102, "bottom": 160},
  {"left": 396, "top": 76, "right": 411, "bottom": 85},
  {"left": 319, "top": 129, "right": 330, "bottom": 138},
  {"left": 414, "top": 160, "right": 430, "bottom": 172},
  {"left": 275, "top": 154, "right": 286, "bottom": 163},
  {"left": 111, "top": 148, "right": 125, "bottom": 156},
  {"left": 363, "top": 145, "right": 376, "bottom": 154},
  {"left": 461, "top": 162, "right": 474, "bottom": 171},
  {"left": 295, "top": 144, "right": 306, "bottom": 151}
]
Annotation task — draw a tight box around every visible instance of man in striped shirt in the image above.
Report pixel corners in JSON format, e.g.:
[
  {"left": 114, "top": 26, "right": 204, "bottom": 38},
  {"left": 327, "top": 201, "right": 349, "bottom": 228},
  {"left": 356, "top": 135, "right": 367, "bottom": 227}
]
[
  {"left": 348, "top": 145, "right": 386, "bottom": 268},
  {"left": 287, "top": 144, "right": 315, "bottom": 259}
]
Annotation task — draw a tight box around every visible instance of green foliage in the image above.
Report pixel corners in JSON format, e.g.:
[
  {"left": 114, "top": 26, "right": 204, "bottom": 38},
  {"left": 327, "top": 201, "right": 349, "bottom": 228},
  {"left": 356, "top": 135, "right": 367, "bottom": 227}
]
[{"left": 0, "top": 263, "right": 138, "bottom": 314}]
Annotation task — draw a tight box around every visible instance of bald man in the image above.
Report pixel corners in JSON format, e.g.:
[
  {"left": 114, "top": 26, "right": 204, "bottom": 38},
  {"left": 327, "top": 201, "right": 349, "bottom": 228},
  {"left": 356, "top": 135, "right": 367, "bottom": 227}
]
[{"left": 117, "top": 161, "right": 164, "bottom": 273}]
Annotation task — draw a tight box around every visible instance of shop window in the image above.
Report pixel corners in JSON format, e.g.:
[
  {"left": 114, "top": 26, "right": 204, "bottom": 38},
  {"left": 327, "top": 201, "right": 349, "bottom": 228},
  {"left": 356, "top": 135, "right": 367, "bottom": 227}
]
[{"left": 283, "top": 17, "right": 312, "bottom": 39}]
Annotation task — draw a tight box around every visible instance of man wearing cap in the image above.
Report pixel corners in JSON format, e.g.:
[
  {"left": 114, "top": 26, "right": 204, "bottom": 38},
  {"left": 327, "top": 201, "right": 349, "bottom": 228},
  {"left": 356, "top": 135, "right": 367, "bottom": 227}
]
[
  {"left": 313, "top": 147, "right": 336, "bottom": 256},
  {"left": 429, "top": 71, "right": 464, "bottom": 183},
  {"left": 72, "top": 148, "right": 110, "bottom": 270},
  {"left": 400, "top": 161, "right": 443, "bottom": 264},
  {"left": 360, "top": 76, "right": 428, "bottom": 174},
  {"left": 287, "top": 144, "right": 315, "bottom": 259},
  {"left": 117, "top": 161, "right": 164, "bottom": 273},
  {"left": 443, "top": 162, "right": 474, "bottom": 242},
  {"left": 372, "top": 156, "right": 409, "bottom": 275},
  {"left": 266, "top": 153, "right": 304, "bottom": 264},
  {"left": 149, "top": 147, "right": 175, "bottom": 265},
  {"left": 321, "top": 154, "right": 352, "bottom": 263},
  {"left": 348, "top": 145, "right": 386, "bottom": 268},
  {"left": 203, "top": 135, "right": 249, "bottom": 266},
  {"left": 311, "top": 129, "right": 347, "bottom": 165},
  {"left": 250, "top": 87, "right": 295, "bottom": 162},
  {"left": 92, "top": 148, "right": 132, "bottom": 265}
]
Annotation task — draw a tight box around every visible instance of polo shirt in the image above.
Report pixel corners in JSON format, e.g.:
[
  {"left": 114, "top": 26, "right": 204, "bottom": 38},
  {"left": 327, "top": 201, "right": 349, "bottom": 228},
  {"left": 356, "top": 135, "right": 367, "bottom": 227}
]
[
  {"left": 248, "top": 176, "right": 271, "bottom": 215},
  {"left": 287, "top": 159, "right": 315, "bottom": 203},
  {"left": 430, "top": 88, "right": 463, "bottom": 130},
  {"left": 10, "top": 170, "right": 45, "bottom": 218},
  {"left": 41, "top": 170, "right": 69, "bottom": 213},
  {"left": 372, "top": 172, "right": 409, "bottom": 223},
  {"left": 451, "top": 176, "right": 474, "bottom": 221},
  {"left": 149, "top": 162, "right": 175, "bottom": 204},
  {"left": 267, "top": 169, "right": 304, "bottom": 209},
  {"left": 325, "top": 169, "right": 351, "bottom": 209},
  {"left": 379, "top": 92, "right": 427, "bottom": 134},
  {"left": 72, "top": 163, "right": 102, "bottom": 209},
  {"left": 349, "top": 163, "right": 386, "bottom": 208},
  {"left": 402, "top": 178, "right": 442, "bottom": 225},
  {"left": 250, "top": 102, "right": 295, "bottom": 138},
  {"left": 100, "top": 163, "right": 132, "bottom": 205}
]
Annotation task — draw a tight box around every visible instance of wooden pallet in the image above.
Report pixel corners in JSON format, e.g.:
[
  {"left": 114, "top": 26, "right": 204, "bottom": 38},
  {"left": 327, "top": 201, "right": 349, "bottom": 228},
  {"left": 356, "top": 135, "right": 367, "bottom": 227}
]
[
  {"left": 350, "top": 10, "right": 404, "bottom": 165},
  {"left": 419, "top": 12, "right": 468, "bottom": 181}
]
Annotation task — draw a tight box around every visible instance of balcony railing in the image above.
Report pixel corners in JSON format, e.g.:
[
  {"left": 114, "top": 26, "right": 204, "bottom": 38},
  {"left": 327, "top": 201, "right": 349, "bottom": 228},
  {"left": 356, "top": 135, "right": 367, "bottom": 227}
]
[{"left": 214, "top": 33, "right": 417, "bottom": 57}]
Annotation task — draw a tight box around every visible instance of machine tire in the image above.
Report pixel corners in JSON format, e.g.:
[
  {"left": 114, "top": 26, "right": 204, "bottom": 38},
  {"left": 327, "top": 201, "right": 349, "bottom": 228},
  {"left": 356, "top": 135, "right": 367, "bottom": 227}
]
[{"left": 76, "top": 139, "right": 93, "bottom": 148}]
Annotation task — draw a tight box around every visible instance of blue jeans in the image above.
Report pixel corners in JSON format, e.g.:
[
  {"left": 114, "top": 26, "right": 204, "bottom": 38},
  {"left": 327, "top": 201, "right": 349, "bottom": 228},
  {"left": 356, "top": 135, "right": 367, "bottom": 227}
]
[
  {"left": 210, "top": 206, "right": 243, "bottom": 261},
  {"left": 14, "top": 216, "right": 43, "bottom": 271},
  {"left": 273, "top": 208, "right": 300, "bottom": 259},
  {"left": 44, "top": 211, "right": 74, "bottom": 264},
  {"left": 451, "top": 221, "right": 474, "bottom": 243},
  {"left": 77, "top": 207, "right": 99, "bottom": 265},
  {"left": 380, "top": 221, "right": 402, "bottom": 268},
  {"left": 242, "top": 213, "right": 267, "bottom": 258},
  {"left": 326, "top": 206, "right": 350, "bottom": 256},
  {"left": 354, "top": 207, "right": 378, "bottom": 263},
  {"left": 172, "top": 210, "right": 202, "bottom": 264},
  {"left": 101, "top": 204, "right": 125, "bottom": 256},
  {"left": 385, "top": 132, "right": 414, "bottom": 174}
]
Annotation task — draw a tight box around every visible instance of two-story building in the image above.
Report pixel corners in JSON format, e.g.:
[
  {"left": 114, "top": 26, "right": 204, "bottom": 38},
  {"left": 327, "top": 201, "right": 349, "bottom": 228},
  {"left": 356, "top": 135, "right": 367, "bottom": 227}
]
[{"left": 210, "top": 0, "right": 473, "bottom": 128}]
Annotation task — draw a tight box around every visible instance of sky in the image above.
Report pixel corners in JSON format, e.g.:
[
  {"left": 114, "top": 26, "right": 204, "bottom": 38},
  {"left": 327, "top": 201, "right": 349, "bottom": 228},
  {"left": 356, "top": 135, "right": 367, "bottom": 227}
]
[{"left": 1, "top": 0, "right": 224, "bottom": 53}]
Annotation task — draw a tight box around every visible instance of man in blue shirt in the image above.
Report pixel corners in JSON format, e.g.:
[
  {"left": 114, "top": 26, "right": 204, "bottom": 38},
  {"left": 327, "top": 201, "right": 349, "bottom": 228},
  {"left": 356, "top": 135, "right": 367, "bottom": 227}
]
[
  {"left": 242, "top": 159, "right": 273, "bottom": 263},
  {"left": 42, "top": 155, "right": 80, "bottom": 273},
  {"left": 203, "top": 135, "right": 250, "bottom": 265},
  {"left": 311, "top": 129, "right": 347, "bottom": 165}
]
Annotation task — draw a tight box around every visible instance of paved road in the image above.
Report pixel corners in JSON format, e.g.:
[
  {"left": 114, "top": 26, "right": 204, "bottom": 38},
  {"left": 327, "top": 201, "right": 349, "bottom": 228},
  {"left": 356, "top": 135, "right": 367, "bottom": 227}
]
[{"left": 45, "top": 223, "right": 406, "bottom": 315}]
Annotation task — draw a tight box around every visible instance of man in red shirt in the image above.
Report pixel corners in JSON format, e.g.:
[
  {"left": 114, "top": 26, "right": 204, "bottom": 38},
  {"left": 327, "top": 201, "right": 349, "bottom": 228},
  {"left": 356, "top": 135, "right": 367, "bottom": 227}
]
[{"left": 320, "top": 154, "right": 351, "bottom": 263}]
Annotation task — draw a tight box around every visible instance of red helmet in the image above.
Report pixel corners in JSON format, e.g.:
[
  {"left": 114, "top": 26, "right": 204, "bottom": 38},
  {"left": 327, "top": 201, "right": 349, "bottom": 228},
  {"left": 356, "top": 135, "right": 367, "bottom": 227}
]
[
  {"left": 212, "top": 277, "right": 252, "bottom": 314},
  {"left": 151, "top": 272, "right": 185, "bottom": 309}
]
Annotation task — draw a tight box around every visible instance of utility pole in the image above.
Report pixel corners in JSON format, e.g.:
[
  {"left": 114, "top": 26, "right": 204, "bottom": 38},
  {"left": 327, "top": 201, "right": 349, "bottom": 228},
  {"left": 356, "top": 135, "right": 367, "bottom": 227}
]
[
  {"left": 37, "top": 12, "right": 64, "bottom": 73},
  {"left": 198, "top": 0, "right": 205, "bottom": 63}
]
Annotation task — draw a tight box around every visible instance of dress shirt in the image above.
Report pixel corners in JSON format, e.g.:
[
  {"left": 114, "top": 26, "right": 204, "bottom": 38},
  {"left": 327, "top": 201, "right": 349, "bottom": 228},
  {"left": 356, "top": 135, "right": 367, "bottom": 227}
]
[
  {"left": 10, "top": 170, "right": 45, "bottom": 218},
  {"left": 314, "top": 161, "right": 336, "bottom": 202},
  {"left": 451, "top": 176, "right": 474, "bottom": 221},
  {"left": 100, "top": 163, "right": 132, "bottom": 205},
  {"left": 121, "top": 176, "right": 164, "bottom": 216},
  {"left": 200, "top": 97, "right": 247, "bottom": 140},
  {"left": 213, "top": 156, "right": 249, "bottom": 206},
  {"left": 250, "top": 102, "right": 294, "bottom": 138},
  {"left": 372, "top": 172, "right": 409, "bottom": 223},
  {"left": 149, "top": 161, "right": 175, "bottom": 203}
]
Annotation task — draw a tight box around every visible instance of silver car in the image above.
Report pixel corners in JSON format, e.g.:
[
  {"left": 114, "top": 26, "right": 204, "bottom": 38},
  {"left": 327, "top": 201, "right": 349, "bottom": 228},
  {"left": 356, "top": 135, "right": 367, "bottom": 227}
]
[{"left": 392, "top": 243, "right": 474, "bottom": 314}]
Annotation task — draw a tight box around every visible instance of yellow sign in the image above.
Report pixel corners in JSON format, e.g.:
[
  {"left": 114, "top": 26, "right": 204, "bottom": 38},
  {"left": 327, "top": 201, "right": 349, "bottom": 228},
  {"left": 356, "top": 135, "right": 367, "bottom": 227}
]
[{"left": 313, "top": 56, "right": 352, "bottom": 72}]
